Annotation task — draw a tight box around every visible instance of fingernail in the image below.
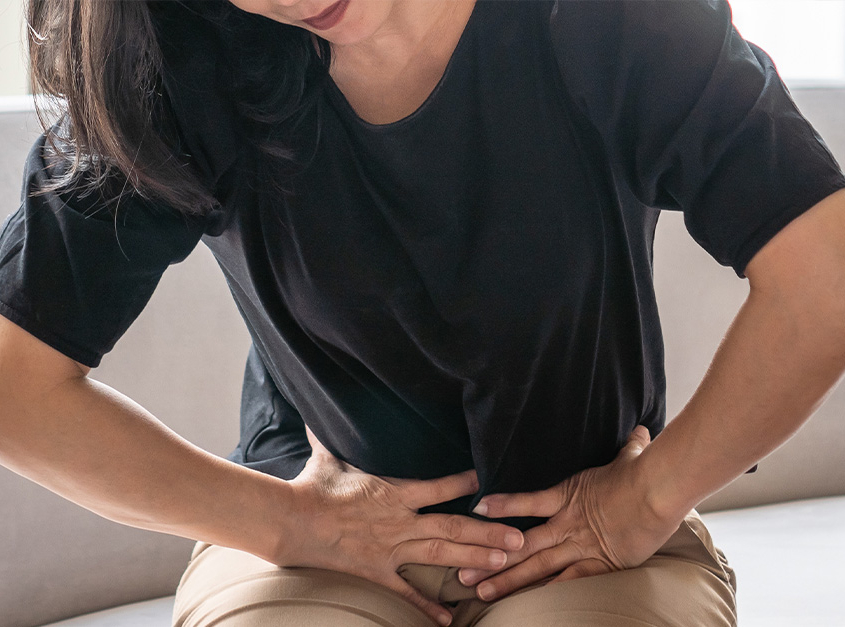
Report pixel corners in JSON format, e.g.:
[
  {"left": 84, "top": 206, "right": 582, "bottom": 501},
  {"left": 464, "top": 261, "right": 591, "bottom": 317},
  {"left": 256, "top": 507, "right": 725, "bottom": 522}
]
[
  {"left": 489, "top": 550, "right": 507, "bottom": 568},
  {"left": 477, "top": 582, "right": 495, "bottom": 601},
  {"left": 459, "top": 569, "right": 479, "bottom": 586},
  {"left": 472, "top": 500, "right": 488, "bottom": 516},
  {"left": 505, "top": 530, "right": 523, "bottom": 550},
  {"left": 438, "top": 611, "right": 453, "bottom": 626}
]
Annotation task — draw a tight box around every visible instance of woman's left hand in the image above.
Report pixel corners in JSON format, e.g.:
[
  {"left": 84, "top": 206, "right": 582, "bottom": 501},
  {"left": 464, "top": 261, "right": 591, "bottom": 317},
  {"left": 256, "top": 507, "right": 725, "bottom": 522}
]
[{"left": 458, "top": 426, "right": 688, "bottom": 601}]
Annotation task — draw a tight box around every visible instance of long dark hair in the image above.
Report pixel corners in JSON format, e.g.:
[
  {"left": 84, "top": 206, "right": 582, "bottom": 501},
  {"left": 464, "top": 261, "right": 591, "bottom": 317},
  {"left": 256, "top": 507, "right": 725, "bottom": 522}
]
[{"left": 27, "top": 0, "right": 332, "bottom": 215}]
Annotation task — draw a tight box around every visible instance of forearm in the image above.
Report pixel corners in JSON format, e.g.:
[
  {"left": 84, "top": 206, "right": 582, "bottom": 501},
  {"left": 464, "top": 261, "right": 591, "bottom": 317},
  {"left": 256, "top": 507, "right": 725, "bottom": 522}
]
[
  {"left": 638, "top": 190, "right": 845, "bottom": 524},
  {"left": 0, "top": 373, "right": 292, "bottom": 563},
  {"left": 638, "top": 288, "right": 844, "bottom": 522}
]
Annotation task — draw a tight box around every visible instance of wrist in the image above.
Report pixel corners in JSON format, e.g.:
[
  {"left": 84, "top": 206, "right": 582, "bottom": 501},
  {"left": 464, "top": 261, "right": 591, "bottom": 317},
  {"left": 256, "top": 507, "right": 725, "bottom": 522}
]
[
  {"left": 253, "top": 473, "right": 302, "bottom": 565},
  {"left": 213, "top": 466, "right": 301, "bottom": 565},
  {"left": 630, "top": 444, "right": 696, "bottom": 531}
]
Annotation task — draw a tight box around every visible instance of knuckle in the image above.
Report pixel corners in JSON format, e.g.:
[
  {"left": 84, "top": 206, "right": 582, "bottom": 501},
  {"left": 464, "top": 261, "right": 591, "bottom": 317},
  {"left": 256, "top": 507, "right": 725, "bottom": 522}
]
[
  {"left": 550, "top": 526, "right": 568, "bottom": 547},
  {"left": 372, "top": 480, "right": 396, "bottom": 503},
  {"left": 442, "top": 515, "right": 464, "bottom": 541},
  {"left": 536, "top": 550, "right": 558, "bottom": 573},
  {"left": 425, "top": 539, "right": 447, "bottom": 563},
  {"left": 399, "top": 586, "right": 419, "bottom": 603},
  {"left": 402, "top": 588, "right": 430, "bottom": 612},
  {"left": 522, "top": 534, "right": 537, "bottom": 555},
  {"left": 554, "top": 486, "right": 567, "bottom": 510}
]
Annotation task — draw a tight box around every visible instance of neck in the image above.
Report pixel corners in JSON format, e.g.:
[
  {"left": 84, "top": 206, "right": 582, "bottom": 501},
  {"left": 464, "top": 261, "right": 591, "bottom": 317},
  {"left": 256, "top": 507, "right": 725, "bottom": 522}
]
[{"left": 330, "top": 0, "right": 475, "bottom": 80}]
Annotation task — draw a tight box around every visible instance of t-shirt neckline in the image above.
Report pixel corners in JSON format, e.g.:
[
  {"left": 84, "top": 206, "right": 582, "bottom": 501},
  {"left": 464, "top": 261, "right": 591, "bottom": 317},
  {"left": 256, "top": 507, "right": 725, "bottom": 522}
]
[{"left": 324, "top": 0, "right": 482, "bottom": 132}]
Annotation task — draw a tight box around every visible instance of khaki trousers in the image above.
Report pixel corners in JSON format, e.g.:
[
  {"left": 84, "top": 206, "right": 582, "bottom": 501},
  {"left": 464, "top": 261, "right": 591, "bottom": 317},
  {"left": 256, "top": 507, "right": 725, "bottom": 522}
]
[{"left": 173, "top": 511, "right": 736, "bottom": 627}]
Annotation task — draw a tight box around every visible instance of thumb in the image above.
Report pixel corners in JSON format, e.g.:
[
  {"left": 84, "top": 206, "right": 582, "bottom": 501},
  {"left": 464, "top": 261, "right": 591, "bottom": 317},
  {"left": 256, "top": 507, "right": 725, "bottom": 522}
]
[
  {"left": 305, "top": 426, "right": 335, "bottom": 459},
  {"left": 300, "top": 426, "right": 346, "bottom": 477},
  {"left": 619, "top": 425, "right": 651, "bottom": 459}
]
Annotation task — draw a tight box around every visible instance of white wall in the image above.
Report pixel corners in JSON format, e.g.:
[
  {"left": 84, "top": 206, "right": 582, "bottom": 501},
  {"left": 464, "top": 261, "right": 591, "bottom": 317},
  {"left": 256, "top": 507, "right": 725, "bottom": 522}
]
[
  {"left": 1, "top": 0, "right": 845, "bottom": 95},
  {"left": 730, "top": 0, "right": 845, "bottom": 86},
  {"left": 0, "top": 0, "right": 27, "bottom": 96}
]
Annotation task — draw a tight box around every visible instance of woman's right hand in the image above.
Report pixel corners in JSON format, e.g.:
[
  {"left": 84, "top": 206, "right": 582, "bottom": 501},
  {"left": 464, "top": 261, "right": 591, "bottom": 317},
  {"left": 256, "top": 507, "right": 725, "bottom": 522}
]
[{"left": 278, "top": 433, "right": 524, "bottom": 626}]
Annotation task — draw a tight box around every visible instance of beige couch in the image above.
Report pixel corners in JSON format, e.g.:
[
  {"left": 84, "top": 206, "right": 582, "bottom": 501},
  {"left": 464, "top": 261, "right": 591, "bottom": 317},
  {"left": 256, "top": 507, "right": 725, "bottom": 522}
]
[{"left": 1, "top": 89, "right": 844, "bottom": 627}]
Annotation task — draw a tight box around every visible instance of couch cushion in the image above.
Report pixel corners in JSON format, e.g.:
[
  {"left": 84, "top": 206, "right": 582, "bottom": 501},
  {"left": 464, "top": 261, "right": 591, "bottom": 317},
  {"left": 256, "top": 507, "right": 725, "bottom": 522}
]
[
  {"left": 38, "top": 597, "right": 175, "bottom": 627},
  {"left": 702, "top": 496, "right": 845, "bottom": 626}
]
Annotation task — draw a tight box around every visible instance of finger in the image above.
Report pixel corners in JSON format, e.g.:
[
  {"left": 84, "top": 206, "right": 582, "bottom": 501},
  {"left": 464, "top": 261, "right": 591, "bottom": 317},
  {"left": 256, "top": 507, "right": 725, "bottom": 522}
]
[
  {"left": 458, "top": 519, "right": 562, "bottom": 586},
  {"left": 457, "top": 567, "right": 494, "bottom": 587},
  {"left": 396, "top": 470, "right": 479, "bottom": 509},
  {"left": 415, "top": 513, "right": 524, "bottom": 551},
  {"left": 620, "top": 425, "right": 651, "bottom": 458},
  {"left": 475, "top": 542, "right": 583, "bottom": 601},
  {"left": 297, "top": 447, "right": 343, "bottom": 480},
  {"left": 393, "top": 539, "right": 509, "bottom": 571},
  {"left": 551, "top": 559, "right": 610, "bottom": 583},
  {"left": 304, "top": 426, "right": 334, "bottom": 458},
  {"left": 472, "top": 486, "right": 562, "bottom": 520},
  {"left": 382, "top": 573, "right": 454, "bottom": 627},
  {"left": 301, "top": 426, "right": 347, "bottom": 475}
]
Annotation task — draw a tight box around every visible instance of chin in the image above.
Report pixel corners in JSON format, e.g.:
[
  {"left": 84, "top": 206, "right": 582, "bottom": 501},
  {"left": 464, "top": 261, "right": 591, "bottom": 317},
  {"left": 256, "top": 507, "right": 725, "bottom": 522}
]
[{"left": 304, "top": 0, "right": 392, "bottom": 47}]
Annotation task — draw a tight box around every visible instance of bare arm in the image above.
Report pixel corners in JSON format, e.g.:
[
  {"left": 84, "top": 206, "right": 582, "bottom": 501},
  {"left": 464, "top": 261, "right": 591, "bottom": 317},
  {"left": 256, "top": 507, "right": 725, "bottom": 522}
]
[
  {"left": 0, "top": 315, "right": 293, "bottom": 561},
  {"left": 0, "top": 318, "right": 522, "bottom": 625},
  {"left": 639, "top": 186, "right": 845, "bottom": 522},
  {"left": 460, "top": 187, "right": 845, "bottom": 599}
]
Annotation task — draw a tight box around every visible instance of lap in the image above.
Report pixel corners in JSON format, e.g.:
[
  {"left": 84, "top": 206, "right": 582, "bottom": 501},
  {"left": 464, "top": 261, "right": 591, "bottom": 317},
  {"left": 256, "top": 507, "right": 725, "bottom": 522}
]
[
  {"left": 172, "top": 512, "right": 736, "bottom": 627},
  {"left": 172, "top": 545, "right": 433, "bottom": 627},
  {"left": 471, "top": 512, "right": 736, "bottom": 626}
]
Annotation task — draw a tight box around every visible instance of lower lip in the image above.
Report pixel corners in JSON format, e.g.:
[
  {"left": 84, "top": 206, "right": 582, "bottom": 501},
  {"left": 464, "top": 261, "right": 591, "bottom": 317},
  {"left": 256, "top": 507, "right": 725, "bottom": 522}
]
[{"left": 303, "top": 0, "right": 350, "bottom": 31}]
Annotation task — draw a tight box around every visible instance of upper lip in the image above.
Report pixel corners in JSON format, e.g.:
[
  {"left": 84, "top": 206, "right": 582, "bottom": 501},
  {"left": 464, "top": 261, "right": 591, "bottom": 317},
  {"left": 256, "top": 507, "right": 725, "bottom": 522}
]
[{"left": 302, "top": 1, "right": 342, "bottom": 23}]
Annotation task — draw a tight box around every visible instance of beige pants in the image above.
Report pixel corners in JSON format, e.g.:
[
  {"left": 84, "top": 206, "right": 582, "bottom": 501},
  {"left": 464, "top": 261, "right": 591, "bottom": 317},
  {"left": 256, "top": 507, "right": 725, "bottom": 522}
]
[{"left": 173, "top": 511, "right": 736, "bottom": 627}]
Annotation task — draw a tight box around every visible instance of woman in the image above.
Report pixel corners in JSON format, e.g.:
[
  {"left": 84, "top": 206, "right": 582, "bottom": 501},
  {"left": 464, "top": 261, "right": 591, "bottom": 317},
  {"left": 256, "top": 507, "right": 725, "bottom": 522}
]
[{"left": 1, "top": 0, "right": 844, "bottom": 625}]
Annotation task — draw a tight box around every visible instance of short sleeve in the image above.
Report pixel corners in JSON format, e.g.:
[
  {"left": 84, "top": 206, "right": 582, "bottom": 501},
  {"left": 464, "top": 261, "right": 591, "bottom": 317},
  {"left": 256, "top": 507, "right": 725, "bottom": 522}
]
[
  {"left": 549, "top": 0, "right": 845, "bottom": 275},
  {"left": 0, "top": 134, "right": 205, "bottom": 367}
]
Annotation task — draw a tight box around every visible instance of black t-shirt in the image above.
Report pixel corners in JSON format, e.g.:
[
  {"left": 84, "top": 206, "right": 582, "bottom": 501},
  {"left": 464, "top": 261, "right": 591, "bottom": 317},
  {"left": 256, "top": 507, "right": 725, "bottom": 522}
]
[{"left": 2, "top": 1, "right": 844, "bottom": 524}]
